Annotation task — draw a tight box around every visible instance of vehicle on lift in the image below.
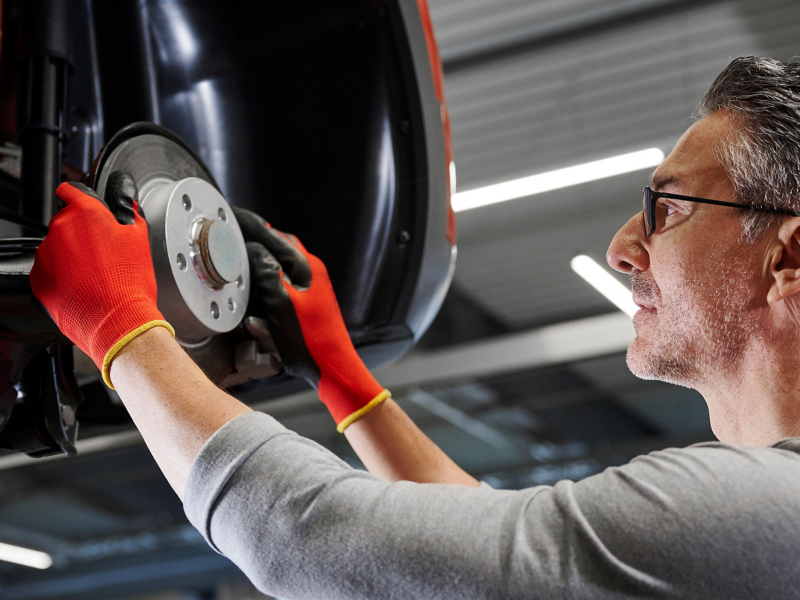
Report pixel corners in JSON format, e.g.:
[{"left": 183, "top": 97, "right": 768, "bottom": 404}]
[{"left": 0, "top": 0, "right": 456, "bottom": 456}]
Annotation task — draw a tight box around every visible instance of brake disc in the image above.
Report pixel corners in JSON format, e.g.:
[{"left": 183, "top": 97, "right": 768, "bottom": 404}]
[{"left": 88, "top": 123, "right": 250, "bottom": 344}]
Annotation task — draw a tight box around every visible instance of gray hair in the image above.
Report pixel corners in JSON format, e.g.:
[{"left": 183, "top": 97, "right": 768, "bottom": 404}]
[{"left": 694, "top": 56, "right": 800, "bottom": 241}]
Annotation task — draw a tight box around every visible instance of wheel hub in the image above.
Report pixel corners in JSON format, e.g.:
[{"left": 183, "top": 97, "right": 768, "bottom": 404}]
[
  {"left": 89, "top": 124, "right": 250, "bottom": 343},
  {"left": 140, "top": 177, "right": 249, "bottom": 341}
]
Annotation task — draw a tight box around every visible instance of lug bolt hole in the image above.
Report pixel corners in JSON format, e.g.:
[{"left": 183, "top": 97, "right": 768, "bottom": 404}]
[
  {"left": 236, "top": 275, "right": 244, "bottom": 289},
  {"left": 210, "top": 302, "right": 220, "bottom": 319},
  {"left": 228, "top": 298, "right": 236, "bottom": 312},
  {"left": 176, "top": 253, "right": 187, "bottom": 271},
  {"left": 218, "top": 208, "right": 227, "bottom": 221},
  {"left": 182, "top": 194, "right": 192, "bottom": 211}
]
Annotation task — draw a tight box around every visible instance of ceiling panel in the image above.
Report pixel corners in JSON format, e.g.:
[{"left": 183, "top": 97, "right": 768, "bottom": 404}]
[
  {"left": 431, "top": 0, "right": 800, "bottom": 329},
  {"left": 440, "top": 0, "right": 800, "bottom": 191},
  {"left": 428, "top": 0, "right": 690, "bottom": 63}
]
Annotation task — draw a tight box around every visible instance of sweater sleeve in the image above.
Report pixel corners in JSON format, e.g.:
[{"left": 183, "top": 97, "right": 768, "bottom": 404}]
[{"left": 183, "top": 411, "right": 800, "bottom": 600}]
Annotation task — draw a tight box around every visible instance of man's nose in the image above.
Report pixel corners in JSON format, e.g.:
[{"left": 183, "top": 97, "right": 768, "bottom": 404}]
[{"left": 607, "top": 213, "right": 649, "bottom": 274}]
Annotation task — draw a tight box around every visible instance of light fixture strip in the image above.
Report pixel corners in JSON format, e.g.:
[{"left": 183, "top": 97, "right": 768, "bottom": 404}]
[
  {"left": 452, "top": 148, "right": 665, "bottom": 212},
  {"left": 570, "top": 255, "right": 638, "bottom": 317},
  {"left": 0, "top": 541, "right": 53, "bottom": 569}
]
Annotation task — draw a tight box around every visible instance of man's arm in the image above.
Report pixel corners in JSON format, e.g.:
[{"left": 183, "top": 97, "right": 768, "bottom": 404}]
[
  {"left": 105, "top": 321, "right": 663, "bottom": 599},
  {"left": 344, "top": 398, "right": 479, "bottom": 485},
  {"left": 110, "top": 326, "right": 249, "bottom": 498}
]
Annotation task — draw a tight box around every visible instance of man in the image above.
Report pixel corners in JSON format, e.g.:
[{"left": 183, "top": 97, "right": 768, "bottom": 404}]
[{"left": 28, "top": 56, "right": 800, "bottom": 598}]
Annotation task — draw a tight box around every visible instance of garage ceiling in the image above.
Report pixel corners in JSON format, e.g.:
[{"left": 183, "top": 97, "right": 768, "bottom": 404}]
[{"left": 428, "top": 0, "right": 800, "bottom": 328}]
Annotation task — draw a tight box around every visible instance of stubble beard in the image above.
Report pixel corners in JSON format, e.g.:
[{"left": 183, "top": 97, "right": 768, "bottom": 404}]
[{"left": 626, "top": 260, "right": 759, "bottom": 389}]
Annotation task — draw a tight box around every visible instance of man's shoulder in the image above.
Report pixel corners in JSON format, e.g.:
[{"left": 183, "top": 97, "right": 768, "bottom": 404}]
[
  {"left": 568, "top": 438, "right": 800, "bottom": 518},
  {"left": 625, "top": 439, "right": 800, "bottom": 488},
  {"left": 638, "top": 437, "right": 800, "bottom": 473}
]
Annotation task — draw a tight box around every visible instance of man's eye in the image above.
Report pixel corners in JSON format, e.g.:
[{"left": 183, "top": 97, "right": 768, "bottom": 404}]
[{"left": 657, "top": 200, "right": 678, "bottom": 216}]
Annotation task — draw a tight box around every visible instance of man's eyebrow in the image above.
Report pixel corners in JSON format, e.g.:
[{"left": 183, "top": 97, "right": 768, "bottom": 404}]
[{"left": 650, "top": 175, "right": 679, "bottom": 191}]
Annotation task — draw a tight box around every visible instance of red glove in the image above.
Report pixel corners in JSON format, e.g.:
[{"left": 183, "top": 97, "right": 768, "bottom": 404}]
[
  {"left": 234, "top": 207, "right": 390, "bottom": 433},
  {"left": 30, "top": 175, "right": 174, "bottom": 388}
]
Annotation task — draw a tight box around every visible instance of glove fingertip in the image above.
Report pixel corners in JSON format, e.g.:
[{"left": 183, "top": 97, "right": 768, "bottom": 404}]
[
  {"left": 54, "top": 181, "right": 73, "bottom": 199},
  {"left": 55, "top": 182, "right": 95, "bottom": 204}
]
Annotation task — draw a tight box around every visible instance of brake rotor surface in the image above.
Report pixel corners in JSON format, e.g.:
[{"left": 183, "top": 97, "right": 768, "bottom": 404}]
[
  {"left": 90, "top": 123, "right": 217, "bottom": 199},
  {"left": 89, "top": 123, "right": 250, "bottom": 343}
]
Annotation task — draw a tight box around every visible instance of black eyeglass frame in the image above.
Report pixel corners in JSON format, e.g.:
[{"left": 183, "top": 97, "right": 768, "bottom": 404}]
[{"left": 642, "top": 186, "right": 800, "bottom": 237}]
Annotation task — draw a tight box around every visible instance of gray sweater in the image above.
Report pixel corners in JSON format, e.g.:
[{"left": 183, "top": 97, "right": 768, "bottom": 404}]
[{"left": 184, "top": 411, "right": 800, "bottom": 599}]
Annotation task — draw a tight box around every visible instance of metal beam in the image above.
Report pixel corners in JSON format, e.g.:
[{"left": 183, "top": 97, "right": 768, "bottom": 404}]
[
  {"left": 0, "top": 429, "right": 143, "bottom": 471},
  {"left": 253, "top": 312, "right": 634, "bottom": 416},
  {"left": 0, "top": 552, "right": 234, "bottom": 600},
  {"left": 0, "top": 312, "right": 634, "bottom": 470},
  {"left": 378, "top": 311, "right": 634, "bottom": 390},
  {"left": 228, "top": 311, "right": 636, "bottom": 417}
]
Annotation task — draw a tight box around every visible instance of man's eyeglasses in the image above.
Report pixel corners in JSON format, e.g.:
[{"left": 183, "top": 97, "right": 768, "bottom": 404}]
[{"left": 642, "top": 186, "right": 800, "bottom": 237}]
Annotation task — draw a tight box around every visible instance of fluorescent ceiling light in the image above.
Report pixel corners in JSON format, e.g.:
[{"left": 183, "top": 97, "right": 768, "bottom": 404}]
[
  {"left": 571, "top": 255, "right": 637, "bottom": 318},
  {"left": 0, "top": 541, "right": 53, "bottom": 569},
  {"left": 451, "top": 148, "right": 665, "bottom": 212}
]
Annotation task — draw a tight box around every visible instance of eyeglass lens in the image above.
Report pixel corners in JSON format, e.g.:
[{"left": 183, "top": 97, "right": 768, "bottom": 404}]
[{"left": 642, "top": 188, "right": 656, "bottom": 237}]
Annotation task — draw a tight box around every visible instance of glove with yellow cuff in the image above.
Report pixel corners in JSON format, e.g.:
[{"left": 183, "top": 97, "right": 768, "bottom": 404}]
[
  {"left": 234, "top": 207, "right": 390, "bottom": 433},
  {"left": 30, "top": 174, "right": 174, "bottom": 388}
]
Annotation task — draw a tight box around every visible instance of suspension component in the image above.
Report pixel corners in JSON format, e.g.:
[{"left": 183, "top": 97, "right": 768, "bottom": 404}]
[{"left": 17, "top": 0, "right": 71, "bottom": 227}]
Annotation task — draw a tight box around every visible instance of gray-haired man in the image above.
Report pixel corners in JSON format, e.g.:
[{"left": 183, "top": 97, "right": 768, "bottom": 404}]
[{"left": 31, "top": 56, "right": 800, "bottom": 599}]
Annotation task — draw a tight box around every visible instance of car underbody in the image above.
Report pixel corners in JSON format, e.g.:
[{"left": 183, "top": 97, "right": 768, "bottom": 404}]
[{"left": 0, "top": 0, "right": 455, "bottom": 456}]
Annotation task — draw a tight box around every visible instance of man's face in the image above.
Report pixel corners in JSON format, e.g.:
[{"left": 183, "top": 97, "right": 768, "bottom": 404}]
[{"left": 607, "top": 110, "right": 769, "bottom": 388}]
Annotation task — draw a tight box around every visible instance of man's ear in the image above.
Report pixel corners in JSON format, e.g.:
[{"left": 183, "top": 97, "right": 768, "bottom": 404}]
[{"left": 768, "top": 217, "right": 800, "bottom": 304}]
